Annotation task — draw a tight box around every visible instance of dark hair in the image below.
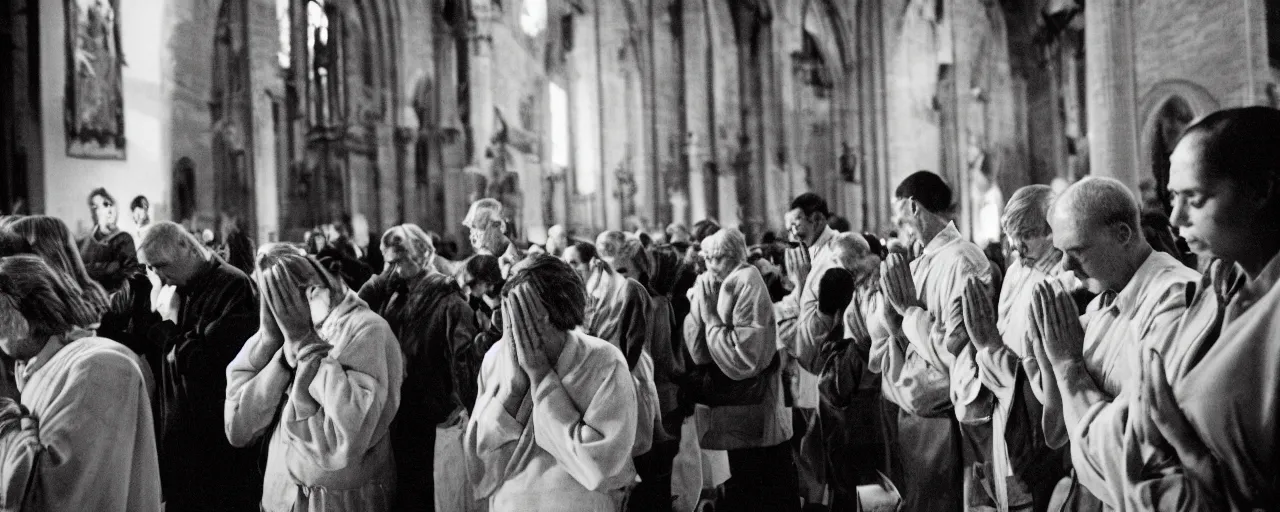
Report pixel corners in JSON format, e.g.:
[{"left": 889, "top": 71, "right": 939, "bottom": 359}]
[
  {"left": 861, "top": 232, "right": 887, "bottom": 259},
  {"left": 568, "top": 241, "right": 597, "bottom": 263},
  {"left": 1179, "top": 106, "right": 1280, "bottom": 212},
  {"left": 0, "top": 255, "right": 102, "bottom": 337},
  {"left": 789, "top": 193, "right": 831, "bottom": 218},
  {"left": 0, "top": 216, "right": 110, "bottom": 322},
  {"left": 828, "top": 215, "right": 852, "bottom": 233},
  {"left": 461, "top": 254, "right": 503, "bottom": 288},
  {"left": 692, "top": 219, "right": 721, "bottom": 242},
  {"left": 648, "top": 245, "right": 686, "bottom": 296},
  {"left": 894, "top": 171, "right": 953, "bottom": 214},
  {"left": 87, "top": 187, "right": 115, "bottom": 208},
  {"left": 130, "top": 195, "right": 149, "bottom": 211},
  {"left": 501, "top": 254, "right": 586, "bottom": 330}
]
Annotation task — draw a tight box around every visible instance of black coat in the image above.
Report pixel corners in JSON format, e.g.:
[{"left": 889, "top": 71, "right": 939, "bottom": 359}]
[
  {"left": 147, "top": 258, "right": 262, "bottom": 511},
  {"left": 360, "top": 271, "right": 479, "bottom": 512}
]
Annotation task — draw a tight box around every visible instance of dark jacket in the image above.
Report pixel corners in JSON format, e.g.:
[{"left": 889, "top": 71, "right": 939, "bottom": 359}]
[
  {"left": 147, "top": 258, "right": 262, "bottom": 510},
  {"left": 78, "top": 228, "right": 141, "bottom": 293},
  {"left": 360, "top": 271, "right": 479, "bottom": 512}
]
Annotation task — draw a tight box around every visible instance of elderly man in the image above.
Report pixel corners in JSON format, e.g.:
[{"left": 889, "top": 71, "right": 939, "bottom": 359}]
[
  {"left": 465, "top": 255, "right": 639, "bottom": 511},
  {"left": 137, "top": 221, "right": 262, "bottom": 512},
  {"left": 360, "top": 224, "right": 478, "bottom": 512},
  {"left": 774, "top": 193, "right": 839, "bottom": 506},
  {"left": 961, "top": 185, "right": 1075, "bottom": 510},
  {"left": 788, "top": 233, "right": 888, "bottom": 511},
  {"left": 464, "top": 198, "right": 524, "bottom": 278},
  {"left": 1120, "top": 107, "right": 1280, "bottom": 509},
  {"left": 545, "top": 224, "right": 570, "bottom": 257},
  {"left": 877, "top": 171, "right": 993, "bottom": 512},
  {"left": 1028, "top": 177, "right": 1198, "bottom": 508}
]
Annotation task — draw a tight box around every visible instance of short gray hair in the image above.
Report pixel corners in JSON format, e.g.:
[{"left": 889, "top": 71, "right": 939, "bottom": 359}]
[
  {"left": 1052, "top": 177, "right": 1141, "bottom": 233},
  {"left": 139, "top": 221, "right": 209, "bottom": 260}
]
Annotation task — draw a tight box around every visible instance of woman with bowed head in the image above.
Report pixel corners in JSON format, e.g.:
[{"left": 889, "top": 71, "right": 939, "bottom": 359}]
[
  {"left": 0, "top": 255, "right": 161, "bottom": 511},
  {"left": 360, "top": 224, "right": 479, "bottom": 512},
  {"left": 465, "top": 254, "right": 639, "bottom": 511},
  {"left": 683, "top": 228, "right": 798, "bottom": 512},
  {"left": 224, "top": 243, "right": 404, "bottom": 512}
]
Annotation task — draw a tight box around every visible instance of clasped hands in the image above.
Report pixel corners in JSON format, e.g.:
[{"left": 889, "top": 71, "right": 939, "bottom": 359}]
[
  {"left": 1026, "top": 280, "right": 1085, "bottom": 370},
  {"left": 879, "top": 253, "right": 921, "bottom": 333}
]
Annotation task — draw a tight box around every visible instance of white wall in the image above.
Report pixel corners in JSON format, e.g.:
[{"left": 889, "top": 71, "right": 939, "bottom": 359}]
[{"left": 39, "top": 0, "right": 172, "bottom": 237}]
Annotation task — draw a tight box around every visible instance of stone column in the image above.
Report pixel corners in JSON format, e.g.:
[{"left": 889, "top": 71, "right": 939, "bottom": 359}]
[{"left": 1085, "top": 0, "right": 1141, "bottom": 194}]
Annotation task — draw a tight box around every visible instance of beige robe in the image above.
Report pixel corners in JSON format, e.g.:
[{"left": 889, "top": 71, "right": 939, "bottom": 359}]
[
  {"left": 774, "top": 225, "right": 838, "bottom": 409},
  {"left": 685, "top": 264, "right": 792, "bottom": 451},
  {"left": 465, "top": 330, "right": 639, "bottom": 512},
  {"left": 1038, "top": 250, "right": 1198, "bottom": 508},
  {"left": 14, "top": 336, "right": 161, "bottom": 512},
  {"left": 1121, "top": 254, "right": 1279, "bottom": 510},
  {"left": 225, "top": 292, "right": 405, "bottom": 512}
]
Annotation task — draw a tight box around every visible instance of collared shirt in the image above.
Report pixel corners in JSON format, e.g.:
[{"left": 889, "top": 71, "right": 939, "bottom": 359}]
[
  {"left": 1050, "top": 250, "right": 1198, "bottom": 507},
  {"left": 775, "top": 225, "right": 839, "bottom": 409},
  {"left": 1079, "top": 251, "right": 1200, "bottom": 396},
  {"left": 901, "top": 222, "right": 993, "bottom": 374},
  {"left": 1125, "top": 250, "right": 1280, "bottom": 509}
]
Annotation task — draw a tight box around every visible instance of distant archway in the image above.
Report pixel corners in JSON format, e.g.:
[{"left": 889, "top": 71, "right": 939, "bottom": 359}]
[{"left": 1138, "top": 80, "right": 1219, "bottom": 213}]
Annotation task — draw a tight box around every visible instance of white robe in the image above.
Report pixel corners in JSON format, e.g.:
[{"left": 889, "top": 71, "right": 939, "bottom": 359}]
[
  {"left": 466, "top": 330, "right": 638, "bottom": 512},
  {"left": 14, "top": 336, "right": 161, "bottom": 512}
]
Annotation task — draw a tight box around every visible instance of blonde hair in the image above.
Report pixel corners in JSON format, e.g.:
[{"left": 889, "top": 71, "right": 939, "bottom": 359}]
[
  {"left": 380, "top": 224, "right": 435, "bottom": 269},
  {"left": 700, "top": 228, "right": 747, "bottom": 265}
]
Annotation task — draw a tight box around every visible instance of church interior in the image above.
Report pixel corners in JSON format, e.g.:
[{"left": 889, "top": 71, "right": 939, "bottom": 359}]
[{"left": 3, "top": 0, "right": 1279, "bottom": 248}]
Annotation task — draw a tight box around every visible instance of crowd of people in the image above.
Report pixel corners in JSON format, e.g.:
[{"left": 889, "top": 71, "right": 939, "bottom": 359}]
[{"left": 0, "top": 106, "right": 1278, "bottom": 511}]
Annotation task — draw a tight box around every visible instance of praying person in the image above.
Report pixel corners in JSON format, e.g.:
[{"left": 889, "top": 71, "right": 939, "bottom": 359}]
[
  {"left": 137, "top": 221, "right": 263, "bottom": 512},
  {"left": 684, "top": 228, "right": 797, "bottom": 512},
  {"left": 1030, "top": 177, "right": 1199, "bottom": 508},
  {"left": 360, "top": 224, "right": 479, "bottom": 512},
  {"left": 590, "top": 231, "right": 672, "bottom": 511},
  {"left": 1113, "top": 107, "right": 1280, "bottom": 509},
  {"left": 465, "top": 255, "right": 639, "bottom": 511},
  {"left": 877, "top": 170, "right": 993, "bottom": 512},
  {"left": 962, "top": 185, "right": 1074, "bottom": 510},
  {"left": 584, "top": 232, "right": 660, "bottom": 462},
  {"left": 225, "top": 243, "right": 404, "bottom": 511},
  {"left": 0, "top": 255, "right": 161, "bottom": 511},
  {"left": 792, "top": 234, "right": 887, "bottom": 511}
]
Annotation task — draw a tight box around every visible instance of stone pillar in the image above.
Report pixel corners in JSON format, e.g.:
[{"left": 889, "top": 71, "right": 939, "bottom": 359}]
[{"left": 1085, "top": 0, "right": 1141, "bottom": 194}]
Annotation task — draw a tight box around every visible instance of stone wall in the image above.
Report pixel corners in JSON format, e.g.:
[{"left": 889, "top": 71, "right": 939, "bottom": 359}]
[{"left": 38, "top": 0, "right": 173, "bottom": 235}]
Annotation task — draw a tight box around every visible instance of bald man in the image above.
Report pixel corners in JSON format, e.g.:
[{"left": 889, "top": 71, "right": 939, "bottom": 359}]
[
  {"left": 1030, "top": 177, "right": 1199, "bottom": 508},
  {"left": 137, "top": 221, "right": 263, "bottom": 512}
]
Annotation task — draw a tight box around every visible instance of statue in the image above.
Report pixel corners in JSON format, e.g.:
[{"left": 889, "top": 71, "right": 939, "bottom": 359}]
[
  {"left": 468, "top": 109, "right": 526, "bottom": 236},
  {"left": 838, "top": 142, "right": 859, "bottom": 183},
  {"left": 967, "top": 139, "right": 1002, "bottom": 246}
]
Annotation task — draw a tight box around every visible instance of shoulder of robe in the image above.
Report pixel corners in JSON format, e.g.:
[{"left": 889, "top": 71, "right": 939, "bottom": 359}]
[
  {"left": 62, "top": 338, "right": 146, "bottom": 387},
  {"left": 571, "top": 331, "right": 631, "bottom": 376}
]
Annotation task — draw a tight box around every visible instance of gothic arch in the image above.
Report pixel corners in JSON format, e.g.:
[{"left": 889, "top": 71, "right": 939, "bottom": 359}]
[{"left": 1138, "top": 80, "right": 1219, "bottom": 212}]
